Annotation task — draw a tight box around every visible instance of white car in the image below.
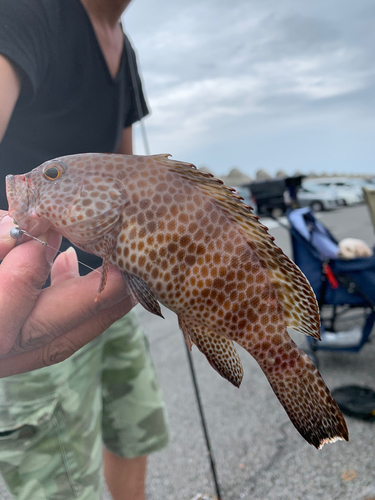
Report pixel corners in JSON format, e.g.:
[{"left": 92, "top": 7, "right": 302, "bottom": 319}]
[
  {"left": 303, "top": 178, "right": 362, "bottom": 206},
  {"left": 297, "top": 186, "right": 339, "bottom": 212},
  {"left": 344, "top": 178, "right": 375, "bottom": 192}
]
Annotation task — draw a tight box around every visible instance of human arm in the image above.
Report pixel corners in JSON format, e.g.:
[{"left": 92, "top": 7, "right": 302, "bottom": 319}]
[
  {"left": 0, "top": 29, "right": 140, "bottom": 377},
  {"left": 0, "top": 54, "right": 21, "bottom": 141},
  {"left": 116, "top": 126, "right": 133, "bottom": 155},
  {"left": 0, "top": 53, "right": 136, "bottom": 376},
  {"left": 0, "top": 212, "right": 135, "bottom": 377}
]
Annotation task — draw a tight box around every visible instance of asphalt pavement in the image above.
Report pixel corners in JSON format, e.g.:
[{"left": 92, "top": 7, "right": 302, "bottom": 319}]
[{"left": 1, "top": 205, "right": 374, "bottom": 500}]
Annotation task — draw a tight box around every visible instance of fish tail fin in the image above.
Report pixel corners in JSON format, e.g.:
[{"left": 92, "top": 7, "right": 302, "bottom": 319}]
[{"left": 239, "top": 331, "right": 348, "bottom": 448}]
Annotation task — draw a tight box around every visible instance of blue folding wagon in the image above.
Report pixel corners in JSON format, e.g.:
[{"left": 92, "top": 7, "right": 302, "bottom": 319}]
[{"left": 287, "top": 208, "right": 375, "bottom": 360}]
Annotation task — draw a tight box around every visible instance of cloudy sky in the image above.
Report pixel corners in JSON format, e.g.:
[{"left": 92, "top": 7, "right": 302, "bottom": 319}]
[{"left": 123, "top": 0, "right": 375, "bottom": 178}]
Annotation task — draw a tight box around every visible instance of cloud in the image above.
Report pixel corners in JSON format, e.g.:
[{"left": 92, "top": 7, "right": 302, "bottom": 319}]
[{"left": 126, "top": 0, "right": 375, "bottom": 175}]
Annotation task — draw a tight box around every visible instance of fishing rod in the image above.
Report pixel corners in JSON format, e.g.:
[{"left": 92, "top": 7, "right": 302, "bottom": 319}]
[
  {"left": 183, "top": 339, "right": 223, "bottom": 500},
  {"left": 126, "top": 34, "right": 222, "bottom": 500}
]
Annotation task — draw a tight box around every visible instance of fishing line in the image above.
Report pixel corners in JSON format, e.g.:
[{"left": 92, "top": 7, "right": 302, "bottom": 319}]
[
  {"left": 184, "top": 340, "right": 223, "bottom": 500},
  {"left": 124, "top": 34, "right": 150, "bottom": 155},
  {"left": 10, "top": 227, "right": 101, "bottom": 275}
]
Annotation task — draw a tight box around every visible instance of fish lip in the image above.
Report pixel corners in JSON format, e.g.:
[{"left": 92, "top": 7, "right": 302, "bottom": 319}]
[
  {"left": 6, "top": 173, "right": 51, "bottom": 237},
  {"left": 5, "top": 174, "right": 19, "bottom": 218},
  {"left": 6, "top": 174, "right": 37, "bottom": 226}
]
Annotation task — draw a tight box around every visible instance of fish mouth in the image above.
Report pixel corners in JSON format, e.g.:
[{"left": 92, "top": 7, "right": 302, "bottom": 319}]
[
  {"left": 5, "top": 174, "right": 46, "bottom": 235},
  {"left": 6, "top": 174, "right": 34, "bottom": 219}
]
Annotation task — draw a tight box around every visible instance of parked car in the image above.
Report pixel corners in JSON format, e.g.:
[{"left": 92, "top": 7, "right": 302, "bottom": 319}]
[
  {"left": 245, "top": 176, "right": 304, "bottom": 217},
  {"left": 344, "top": 178, "right": 375, "bottom": 192},
  {"left": 303, "top": 178, "right": 362, "bottom": 206},
  {"left": 297, "top": 186, "right": 339, "bottom": 212}
]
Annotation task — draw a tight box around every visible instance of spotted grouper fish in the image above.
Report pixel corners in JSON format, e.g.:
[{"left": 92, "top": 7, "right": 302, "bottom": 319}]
[{"left": 6, "top": 153, "right": 348, "bottom": 449}]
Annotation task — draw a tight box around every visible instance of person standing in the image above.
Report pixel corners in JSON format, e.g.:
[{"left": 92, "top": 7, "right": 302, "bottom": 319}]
[{"left": 0, "top": 1, "right": 169, "bottom": 499}]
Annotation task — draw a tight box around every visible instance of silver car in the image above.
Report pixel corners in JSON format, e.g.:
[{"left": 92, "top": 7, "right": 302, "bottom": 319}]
[
  {"left": 297, "top": 186, "right": 339, "bottom": 212},
  {"left": 303, "top": 178, "right": 363, "bottom": 205}
]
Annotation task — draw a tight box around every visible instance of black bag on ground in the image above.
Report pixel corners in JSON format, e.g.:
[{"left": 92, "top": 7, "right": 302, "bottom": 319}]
[{"left": 331, "top": 385, "right": 375, "bottom": 421}]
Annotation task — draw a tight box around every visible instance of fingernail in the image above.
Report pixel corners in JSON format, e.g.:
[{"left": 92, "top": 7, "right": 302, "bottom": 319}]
[
  {"left": 46, "top": 232, "right": 62, "bottom": 264},
  {"left": 65, "top": 247, "right": 80, "bottom": 277},
  {"left": 0, "top": 215, "right": 17, "bottom": 241}
]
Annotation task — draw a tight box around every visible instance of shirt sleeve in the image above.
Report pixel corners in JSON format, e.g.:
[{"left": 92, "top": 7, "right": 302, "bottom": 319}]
[
  {"left": 122, "top": 35, "right": 149, "bottom": 128},
  {"left": 0, "top": 0, "right": 55, "bottom": 96}
]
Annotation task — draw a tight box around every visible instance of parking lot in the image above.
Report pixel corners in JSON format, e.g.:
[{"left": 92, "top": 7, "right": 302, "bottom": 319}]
[
  {"left": 141, "top": 204, "right": 375, "bottom": 500},
  {"left": 0, "top": 205, "right": 374, "bottom": 500}
]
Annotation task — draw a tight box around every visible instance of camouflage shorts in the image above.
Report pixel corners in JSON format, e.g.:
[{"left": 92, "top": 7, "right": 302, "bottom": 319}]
[{"left": 0, "top": 311, "right": 169, "bottom": 500}]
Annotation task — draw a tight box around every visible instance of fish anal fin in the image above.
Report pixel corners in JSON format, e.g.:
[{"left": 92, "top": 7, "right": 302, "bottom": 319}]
[
  {"left": 122, "top": 272, "right": 164, "bottom": 318},
  {"left": 238, "top": 328, "right": 348, "bottom": 448},
  {"left": 179, "top": 318, "right": 244, "bottom": 388}
]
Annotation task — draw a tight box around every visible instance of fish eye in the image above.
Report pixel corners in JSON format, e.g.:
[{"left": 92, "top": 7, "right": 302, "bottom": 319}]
[{"left": 43, "top": 162, "right": 65, "bottom": 181}]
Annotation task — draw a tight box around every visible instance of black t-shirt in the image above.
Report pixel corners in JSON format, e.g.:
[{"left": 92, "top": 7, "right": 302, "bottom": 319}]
[{"left": 0, "top": 0, "right": 148, "bottom": 272}]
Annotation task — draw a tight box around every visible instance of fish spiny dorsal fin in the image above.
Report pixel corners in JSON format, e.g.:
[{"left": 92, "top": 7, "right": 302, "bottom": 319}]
[{"left": 153, "top": 155, "right": 321, "bottom": 340}]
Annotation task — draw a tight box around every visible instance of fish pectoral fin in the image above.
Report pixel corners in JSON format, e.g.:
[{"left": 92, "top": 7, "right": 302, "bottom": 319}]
[
  {"left": 94, "top": 234, "right": 118, "bottom": 301},
  {"left": 179, "top": 318, "right": 244, "bottom": 388},
  {"left": 122, "top": 272, "right": 164, "bottom": 318}
]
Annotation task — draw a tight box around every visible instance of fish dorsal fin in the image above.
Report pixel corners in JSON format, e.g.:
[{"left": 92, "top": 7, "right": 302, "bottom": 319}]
[{"left": 154, "top": 156, "right": 321, "bottom": 340}]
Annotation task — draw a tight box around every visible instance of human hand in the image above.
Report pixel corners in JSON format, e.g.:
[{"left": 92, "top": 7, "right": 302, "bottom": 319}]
[{"left": 0, "top": 210, "right": 135, "bottom": 377}]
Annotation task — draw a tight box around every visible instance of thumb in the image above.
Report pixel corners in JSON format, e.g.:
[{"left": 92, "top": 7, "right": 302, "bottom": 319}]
[
  {"left": 51, "top": 247, "right": 80, "bottom": 285},
  {"left": 0, "top": 214, "right": 17, "bottom": 260}
]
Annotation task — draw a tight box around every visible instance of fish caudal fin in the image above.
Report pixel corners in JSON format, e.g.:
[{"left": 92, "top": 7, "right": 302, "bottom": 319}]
[
  {"left": 239, "top": 332, "right": 348, "bottom": 448},
  {"left": 179, "top": 318, "right": 244, "bottom": 388}
]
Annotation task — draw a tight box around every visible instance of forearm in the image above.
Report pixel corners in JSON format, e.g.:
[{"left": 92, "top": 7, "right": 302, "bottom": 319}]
[
  {"left": 0, "top": 55, "right": 21, "bottom": 141},
  {"left": 116, "top": 126, "right": 133, "bottom": 155}
]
